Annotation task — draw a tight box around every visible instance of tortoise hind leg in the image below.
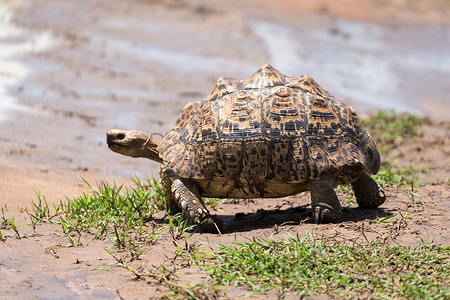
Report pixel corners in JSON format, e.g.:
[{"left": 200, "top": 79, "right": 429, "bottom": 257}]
[
  {"left": 159, "top": 166, "right": 181, "bottom": 214},
  {"left": 351, "top": 170, "right": 386, "bottom": 208},
  {"left": 310, "top": 172, "right": 342, "bottom": 223},
  {"left": 171, "top": 178, "right": 223, "bottom": 233}
]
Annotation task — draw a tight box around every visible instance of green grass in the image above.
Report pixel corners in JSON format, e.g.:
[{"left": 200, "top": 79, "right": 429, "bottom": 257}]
[
  {"left": 28, "top": 178, "right": 165, "bottom": 228},
  {"left": 204, "top": 234, "right": 450, "bottom": 299},
  {"left": 373, "top": 163, "right": 429, "bottom": 187},
  {"left": 362, "top": 111, "right": 431, "bottom": 188},
  {"left": 26, "top": 178, "right": 171, "bottom": 258}
]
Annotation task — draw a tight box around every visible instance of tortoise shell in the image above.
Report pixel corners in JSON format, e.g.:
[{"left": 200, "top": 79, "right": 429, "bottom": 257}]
[{"left": 158, "top": 64, "right": 380, "bottom": 198}]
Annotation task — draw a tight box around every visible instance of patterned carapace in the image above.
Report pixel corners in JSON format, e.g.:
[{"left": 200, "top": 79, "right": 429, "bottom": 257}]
[{"left": 159, "top": 64, "right": 380, "bottom": 198}]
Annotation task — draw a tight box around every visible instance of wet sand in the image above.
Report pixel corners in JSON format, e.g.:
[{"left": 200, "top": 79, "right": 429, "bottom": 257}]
[{"left": 0, "top": 0, "right": 449, "bottom": 298}]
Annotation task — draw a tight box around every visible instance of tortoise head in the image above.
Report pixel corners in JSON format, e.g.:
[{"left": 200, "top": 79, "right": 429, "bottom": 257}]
[
  {"left": 364, "top": 142, "right": 381, "bottom": 175},
  {"left": 358, "top": 129, "right": 381, "bottom": 175},
  {"left": 106, "top": 129, "right": 163, "bottom": 163}
]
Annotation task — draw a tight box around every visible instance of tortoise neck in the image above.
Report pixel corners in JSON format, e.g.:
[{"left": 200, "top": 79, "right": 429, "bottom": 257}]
[{"left": 141, "top": 134, "right": 163, "bottom": 163}]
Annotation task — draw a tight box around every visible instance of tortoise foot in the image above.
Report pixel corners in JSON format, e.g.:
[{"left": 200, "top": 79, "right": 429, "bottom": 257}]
[
  {"left": 352, "top": 171, "right": 386, "bottom": 208},
  {"left": 311, "top": 173, "right": 343, "bottom": 224},
  {"left": 312, "top": 204, "right": 342, "bottom": 224}
]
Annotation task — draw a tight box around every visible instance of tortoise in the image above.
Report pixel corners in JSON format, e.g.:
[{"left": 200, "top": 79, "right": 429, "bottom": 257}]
[{"left": 107, "top": 64, "right": 385, "bottom": 233}]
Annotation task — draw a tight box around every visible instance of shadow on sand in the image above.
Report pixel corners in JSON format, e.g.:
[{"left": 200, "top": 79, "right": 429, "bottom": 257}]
[{"left": 215, "top": 205, "right": 392, "bottom": 234}]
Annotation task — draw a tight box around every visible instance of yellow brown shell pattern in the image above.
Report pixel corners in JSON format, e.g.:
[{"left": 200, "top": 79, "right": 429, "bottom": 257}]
[{"left": 159, "top": 64, "right": 380, "bottom": 197}]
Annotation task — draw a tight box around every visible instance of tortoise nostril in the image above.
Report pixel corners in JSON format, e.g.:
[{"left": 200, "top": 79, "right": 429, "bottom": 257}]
[{"left": 116, "top": 133, "right": 126, "bottom": 140}]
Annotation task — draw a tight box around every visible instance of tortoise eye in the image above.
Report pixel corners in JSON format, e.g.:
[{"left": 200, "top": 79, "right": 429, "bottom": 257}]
[{"left": 276, "top": 86, "right": 290, "bottom": 97}]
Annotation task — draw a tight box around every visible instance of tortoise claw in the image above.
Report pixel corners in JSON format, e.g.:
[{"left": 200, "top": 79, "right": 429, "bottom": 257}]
[{"left": 312, "top": 205, "right": 341, "bottom": 224}]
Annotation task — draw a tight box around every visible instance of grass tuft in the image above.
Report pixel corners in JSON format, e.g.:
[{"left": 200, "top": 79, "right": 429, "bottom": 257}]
[{"left": 28, "top": 178, "right": 169, "bottom": 256}]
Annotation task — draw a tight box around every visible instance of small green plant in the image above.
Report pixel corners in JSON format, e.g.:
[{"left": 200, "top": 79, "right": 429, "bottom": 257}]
[
  {"left": 134, "top": 177, "right": 166, "bottom": 212},
  {"left": 409, "top": 182, "right": 422, "bottom": 203},
  {"left": 0, "top": 210, "right": 21, "bottom": 239},
  {"left": 61, "top": 233, "right": 79, "bottom": 247},
  {"left": 26, "top": 191, "right": 61, "bottom": 225},
  {"left": 203, "top": 197, "right": 218, "bottom": 209},
  {"left": 1, "top": 205, "right": 9, "bottom": 230},
  {"left": 369, "top": 211, "right": 411, "bottom": 225},
  {"left": 8, "top": 217, "right": 20, "bottom": 238},
  {"left": 168, "top": 221, "right": 201, "bottom": 270},
  {"left": 204, "top": 197, "right": 233, "bottom": 210},
  {"left": 168, "top": 213, "right": 193, "bottom": 239},
  {"left": 1, "top": 205, "right": 15, "bottom": 241},
  {"left": 369, "top": 214, "right": 396, "bottom": 224}
]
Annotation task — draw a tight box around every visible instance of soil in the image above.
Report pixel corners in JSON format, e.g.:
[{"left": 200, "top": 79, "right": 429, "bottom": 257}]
[{"left": 0, "top": 0, "right": 449, "bottom": 299}]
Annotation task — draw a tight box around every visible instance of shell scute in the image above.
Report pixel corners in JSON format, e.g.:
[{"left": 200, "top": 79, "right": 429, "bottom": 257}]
[{"left": 242, "top": 64, "right": 286, "bottom": 89}]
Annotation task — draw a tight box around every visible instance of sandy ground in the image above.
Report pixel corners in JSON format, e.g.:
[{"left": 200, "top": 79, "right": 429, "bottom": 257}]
[{"left": 0, "top": 0, "right": 449, "bottom": 298}]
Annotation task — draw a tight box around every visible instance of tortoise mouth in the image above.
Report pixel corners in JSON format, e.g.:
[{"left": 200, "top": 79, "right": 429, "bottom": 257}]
[
  {"left": 107, "top": 141, "right": 131, "bottom": 154},
  {"left": 107, "top": 142, "right": 128, "bottom": 150}
]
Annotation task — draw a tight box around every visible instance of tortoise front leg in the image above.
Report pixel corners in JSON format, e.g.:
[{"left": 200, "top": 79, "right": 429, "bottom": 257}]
[
  {"left": 171, "top": 178, "right": 223, "bottom": 233},
  {"left": 310, "top": 172, "right": 342, "bottom": 223},
  {"left": 351, "top": 170, "right": 386, "bottom": 208}
]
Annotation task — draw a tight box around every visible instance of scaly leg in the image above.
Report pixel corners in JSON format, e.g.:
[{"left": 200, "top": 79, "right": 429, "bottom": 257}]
[
  {"left": 171, "top": 178, "right": 223, "bottom": 233},
  {"left": 159, "top": 165, "right": 181, "bottom": 214},
  {"left": 351, "top": 170, "right": 386, "bottom": 208},
  {"left": 310, "top": 172, "right": 342, "bottom": 223}
]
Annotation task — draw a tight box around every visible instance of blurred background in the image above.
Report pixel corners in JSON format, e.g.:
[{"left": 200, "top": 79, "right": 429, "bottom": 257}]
[{"left": 0, "top": 0, "right": 449, "bottom": 205}]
